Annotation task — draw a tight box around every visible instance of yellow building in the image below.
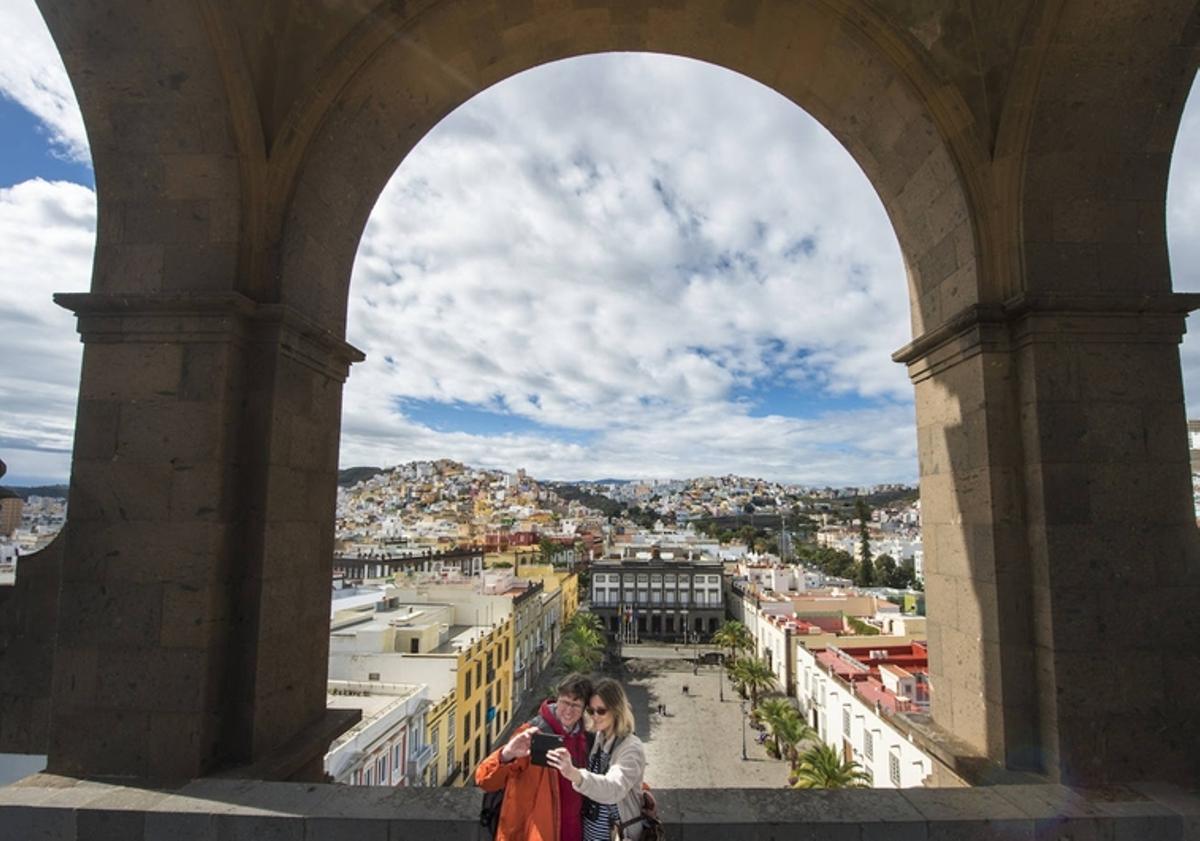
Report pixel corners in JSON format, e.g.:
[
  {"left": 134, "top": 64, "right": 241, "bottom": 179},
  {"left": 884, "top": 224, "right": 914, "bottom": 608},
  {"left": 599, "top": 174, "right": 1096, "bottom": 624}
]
[
  {"left": 453, "top": 614, "right": 514, "bottom": 784},
  {"left": 423, "top": 690, "right": 456, "bottom": 786},
  {"left": 517, "top": 565, "right": 580, "bottom": 625}
]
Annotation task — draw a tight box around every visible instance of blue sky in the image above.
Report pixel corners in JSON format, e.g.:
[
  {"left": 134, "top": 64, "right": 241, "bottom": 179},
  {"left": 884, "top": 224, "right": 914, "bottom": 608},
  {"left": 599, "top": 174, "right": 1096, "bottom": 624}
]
[{"left": 0, "top": 4, "right": 1198, "bottom": 487}]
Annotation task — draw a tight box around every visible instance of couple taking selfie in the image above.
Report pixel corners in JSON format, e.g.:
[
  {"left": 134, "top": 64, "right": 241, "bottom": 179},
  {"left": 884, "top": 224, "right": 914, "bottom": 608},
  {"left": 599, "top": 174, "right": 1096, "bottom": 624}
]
[{"left": 476, "top": 673, "right": 660, "bottom": 841}]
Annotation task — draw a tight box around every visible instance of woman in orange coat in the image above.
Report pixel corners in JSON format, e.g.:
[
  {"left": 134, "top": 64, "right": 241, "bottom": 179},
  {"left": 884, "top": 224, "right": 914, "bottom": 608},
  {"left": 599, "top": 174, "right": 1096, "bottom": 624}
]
[{"left": 476, "top": 674, "right": 594, "bottom": 841}]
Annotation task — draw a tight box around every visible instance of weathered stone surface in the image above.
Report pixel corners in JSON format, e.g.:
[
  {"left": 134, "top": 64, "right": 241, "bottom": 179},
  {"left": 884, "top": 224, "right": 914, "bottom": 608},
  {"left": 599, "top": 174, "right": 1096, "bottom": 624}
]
[{"left": 9, "top": 0, "right": 1197, "bottom": 788}]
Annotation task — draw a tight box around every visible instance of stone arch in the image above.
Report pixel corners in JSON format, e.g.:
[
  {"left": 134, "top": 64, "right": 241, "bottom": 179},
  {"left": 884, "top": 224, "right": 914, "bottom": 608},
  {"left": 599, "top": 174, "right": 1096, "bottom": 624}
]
[
  {"left": 272, "top": 0, "right": 988, "bottom": 339},
  {"left": 22, "top": 0, "right": 1200, "bottom": 786},
  {"left": 38, "top": 0, "right": 249, "bottom": 297}
]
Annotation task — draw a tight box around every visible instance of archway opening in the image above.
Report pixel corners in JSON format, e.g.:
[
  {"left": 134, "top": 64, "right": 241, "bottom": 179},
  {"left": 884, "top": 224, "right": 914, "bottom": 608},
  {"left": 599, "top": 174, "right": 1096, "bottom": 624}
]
[{"left": 335, "top": 51, "right": 929, "bottom": 789}]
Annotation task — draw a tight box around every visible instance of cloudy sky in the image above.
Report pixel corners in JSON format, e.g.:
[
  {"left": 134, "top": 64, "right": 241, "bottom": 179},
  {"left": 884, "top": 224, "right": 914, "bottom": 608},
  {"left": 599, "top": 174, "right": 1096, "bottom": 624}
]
[{"left": 0, "top": 4, "right": 1198, "bottom": 487}]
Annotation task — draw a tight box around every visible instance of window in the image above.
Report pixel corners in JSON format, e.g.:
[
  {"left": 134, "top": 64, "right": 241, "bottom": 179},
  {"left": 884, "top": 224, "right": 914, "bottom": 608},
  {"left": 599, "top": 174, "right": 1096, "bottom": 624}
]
[
  {"left": 665, "top": 591, "right": 675, "bottom": 604},
  {"left": 477, "top": 700, "right": 482, "bottom": 727},
  {"left": 466, "top": 672, "right": 472, "bottom": 697},
  {"left": 464, "top": 711, "right": 471, "bottom": 735},
  {"left": 429, "top": 760, "right": 438, "bottom": 785},
  {"left": 377, "top": 755, "right": 388, "bottom": 783},
  {"left": 431, "top": 724, "right": 440, "bottom": 749},
  {"left": 889, "top": 751, "right": 901, "bottom": 786},
  {"left": 636, "top": 574, "right": 648, "bottom": 584},
  {"left": 650, "top": 574, "right": 662, "bottom": 583},
  {"left": 364, "top": 767, "right": 373, "bottom": 785},
  {"left": 487, "top": 651, "right": 493, "bottom": 671},
  {"left": 842, "top": 706, "right": 851, "bottom": 734},
  {"left": 393, "top": 742, "right": 402, "bottom": 769},
  {"left": 664, "top": 574, "right": 676, "bottom": 585},
  {"left": 476, "top": 663, "right": 482, "bottom": 685},
  {"left": 864, "top": 730, "right": 873, "bottom": 761},
  {"left": 447, "top": 713, "right": 455, "bottom": 746}
]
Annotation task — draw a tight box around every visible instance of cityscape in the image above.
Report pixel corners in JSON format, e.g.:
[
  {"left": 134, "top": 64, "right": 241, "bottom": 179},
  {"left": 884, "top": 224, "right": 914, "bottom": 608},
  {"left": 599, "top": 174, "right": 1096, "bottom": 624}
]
[{"left": 2, "top": 456, "right": 931, "bottom": 790}]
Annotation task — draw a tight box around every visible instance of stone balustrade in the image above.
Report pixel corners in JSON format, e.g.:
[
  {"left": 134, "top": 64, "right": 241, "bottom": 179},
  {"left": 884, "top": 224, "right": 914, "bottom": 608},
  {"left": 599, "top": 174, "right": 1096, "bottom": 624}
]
[{"left": 0, "top": 774, "right": 1196, "bottom": 840}]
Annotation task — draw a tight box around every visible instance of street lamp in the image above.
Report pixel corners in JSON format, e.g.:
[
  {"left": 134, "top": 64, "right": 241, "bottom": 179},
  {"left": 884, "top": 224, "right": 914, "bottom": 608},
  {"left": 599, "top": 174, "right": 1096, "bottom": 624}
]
[
  {"left": 718, "top": 660, "right": 724, "bottom": 702},
  {"left": 740, "top": 700, "right": 748, "bottom": 760}
]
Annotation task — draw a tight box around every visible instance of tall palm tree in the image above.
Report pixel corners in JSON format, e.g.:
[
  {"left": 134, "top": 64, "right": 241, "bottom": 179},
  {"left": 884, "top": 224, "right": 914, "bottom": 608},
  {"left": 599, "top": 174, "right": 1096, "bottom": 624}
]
[
  {"left": 569, "top": 611, "right": 604, "bottom": 635},
  {"left": 772, "top": 713, "right": 816, "bottom": 765},
  {"left": 791, "top": 743, "right": 871, "bottom": 789},
  {"left": 712, "top": 620, "right": 753, "bottom": 662},
  {"left": 756, "top": 698, "right": 802, "bottom": 756},
  {"left": 729, "top": 656, "right": 776, "bottom": 708},
  {"left": 559, "top": 619, "right": 604, "bottom": 673}
]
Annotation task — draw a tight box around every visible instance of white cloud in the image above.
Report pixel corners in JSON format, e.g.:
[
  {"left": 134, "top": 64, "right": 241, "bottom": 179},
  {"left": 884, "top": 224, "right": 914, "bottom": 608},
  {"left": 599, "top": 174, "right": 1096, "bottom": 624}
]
[
  {"left": 0, "top": 178, "right": 94, "bottom": 481},
  {"left": 345, "top": 53, "right": 917, "bottom": 482},
  {"left": 0, "top": 4, "right": 88, "bottom": 163},
  {"left": 3, "top": 44, "right": 1199, "bottom": 486}
]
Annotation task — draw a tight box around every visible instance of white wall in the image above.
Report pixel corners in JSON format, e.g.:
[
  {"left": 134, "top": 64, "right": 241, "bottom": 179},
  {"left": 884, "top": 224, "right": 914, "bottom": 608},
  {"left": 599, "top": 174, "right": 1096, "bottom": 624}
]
[{"left": 794, "top": 644, "right": 932, "bottom": 789}]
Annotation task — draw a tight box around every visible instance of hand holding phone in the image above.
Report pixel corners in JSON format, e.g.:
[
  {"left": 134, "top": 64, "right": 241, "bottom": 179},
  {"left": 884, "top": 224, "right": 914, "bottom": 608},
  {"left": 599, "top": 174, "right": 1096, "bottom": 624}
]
[{"left": 529, "top": 732, "right": 563, "bottom": 766}]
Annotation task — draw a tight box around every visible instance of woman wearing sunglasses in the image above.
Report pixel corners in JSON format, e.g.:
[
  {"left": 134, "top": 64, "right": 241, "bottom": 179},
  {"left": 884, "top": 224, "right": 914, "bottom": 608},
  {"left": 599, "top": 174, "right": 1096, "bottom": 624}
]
[{"left": 547, "top": 677, "right": 648, "bottom": 840}]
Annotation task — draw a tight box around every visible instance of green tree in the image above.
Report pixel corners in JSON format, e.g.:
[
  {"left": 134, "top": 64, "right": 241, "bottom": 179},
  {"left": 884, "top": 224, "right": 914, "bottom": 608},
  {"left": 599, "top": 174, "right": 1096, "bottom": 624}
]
[
  {"left": 712, "top": 620, "right": 753, "bottom": 661},
  {"left": 875, "top": 554, "right": 898, "bottom": 587},
  {"left": 756, "top": 698, "right": 811, "bottom": 759},
  {"left": 559, "top": 614, "right": 604, "bottom": 673},
  {"left": 855, "top": 500, "right": 876, "bottom": 587},
  {"left": 892, "top": 558, "right": 917, "bottom": 590},
  {"left": 729, "top": 656, "right": 777, "bottom": 708},
  {"left": 791, "top": 743, "right": 872, "bottom": 789},
  {"left": 773, "top": 710, "right": 816, "bottom": 765}
]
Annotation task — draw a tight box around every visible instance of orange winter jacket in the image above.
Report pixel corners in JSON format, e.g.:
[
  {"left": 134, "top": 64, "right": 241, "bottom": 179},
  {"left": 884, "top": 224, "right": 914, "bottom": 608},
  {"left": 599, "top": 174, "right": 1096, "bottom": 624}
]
[{"left": 476, "top": 723, "right": 561, "bottom": 841}]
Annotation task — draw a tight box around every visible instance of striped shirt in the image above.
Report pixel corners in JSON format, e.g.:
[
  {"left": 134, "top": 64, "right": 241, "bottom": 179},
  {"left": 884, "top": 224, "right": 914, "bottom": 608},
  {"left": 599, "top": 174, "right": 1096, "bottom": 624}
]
[{"left": 581, "top": 746, "right": 620, "bottom": 841}]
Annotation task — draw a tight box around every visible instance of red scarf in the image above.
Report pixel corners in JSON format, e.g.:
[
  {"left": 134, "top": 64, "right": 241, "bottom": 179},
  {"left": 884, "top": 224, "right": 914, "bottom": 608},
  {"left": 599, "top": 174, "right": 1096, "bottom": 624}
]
[{"left": 539, "top": 699, "right": 589, "bottom": 841}]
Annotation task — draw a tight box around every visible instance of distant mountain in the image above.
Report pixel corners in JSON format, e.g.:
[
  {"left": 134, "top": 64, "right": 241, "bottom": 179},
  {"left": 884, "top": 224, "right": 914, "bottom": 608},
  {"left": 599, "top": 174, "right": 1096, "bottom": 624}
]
[
  {"left": 10, "top": 484, "right": 69, "bottom": 500},
  {"left": 337, "top": 466, "right": 385, "bottom": 487}
]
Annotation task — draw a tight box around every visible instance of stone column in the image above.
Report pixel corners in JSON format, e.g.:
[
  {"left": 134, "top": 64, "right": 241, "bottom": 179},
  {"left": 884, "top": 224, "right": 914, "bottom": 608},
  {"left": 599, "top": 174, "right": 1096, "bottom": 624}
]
[
  {"left": 896, "top": 293, "right": 1200, "bottom": 785},
  {"left": 48, "top": 293, "right": 362, "bottom": 780}
]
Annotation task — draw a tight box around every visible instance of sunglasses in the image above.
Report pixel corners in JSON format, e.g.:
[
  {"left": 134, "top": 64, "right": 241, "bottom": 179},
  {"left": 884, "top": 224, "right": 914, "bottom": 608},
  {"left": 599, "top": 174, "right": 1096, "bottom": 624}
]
[{"left": 587, "top": 706, "right": 609, "bottom": 716}]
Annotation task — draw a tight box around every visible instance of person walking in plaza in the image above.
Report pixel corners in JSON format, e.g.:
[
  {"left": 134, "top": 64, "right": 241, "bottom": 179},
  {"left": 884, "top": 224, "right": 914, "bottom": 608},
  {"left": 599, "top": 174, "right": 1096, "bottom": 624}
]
[
  {"left": 476, "top": 673, "right": 594, "bottom": 841},
  {"left": 547, "top": 677, "right": 649, "bottom": 841}
]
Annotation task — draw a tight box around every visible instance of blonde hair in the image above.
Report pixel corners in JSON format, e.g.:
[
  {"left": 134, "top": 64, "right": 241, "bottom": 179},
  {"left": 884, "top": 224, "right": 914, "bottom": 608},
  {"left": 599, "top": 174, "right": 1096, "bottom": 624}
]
[{"left": 588, "top": 678, "right": 635, "bottom": 741}]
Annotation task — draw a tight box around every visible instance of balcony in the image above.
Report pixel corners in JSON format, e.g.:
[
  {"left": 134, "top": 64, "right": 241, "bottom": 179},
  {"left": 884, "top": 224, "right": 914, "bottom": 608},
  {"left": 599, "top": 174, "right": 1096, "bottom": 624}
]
[
  {"left": 407, "top": 743, "right": 435, "bottom": 781},
  {"left": 0, "top": 774, "right": 1195, "bottom": 839}
]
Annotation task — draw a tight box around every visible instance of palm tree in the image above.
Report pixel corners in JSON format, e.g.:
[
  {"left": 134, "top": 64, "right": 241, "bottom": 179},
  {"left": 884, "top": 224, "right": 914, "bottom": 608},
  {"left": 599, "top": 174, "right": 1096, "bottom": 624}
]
[
  {"left": 569, "top": 611, "right": 603, "bottom": 635},
  {"left": 712, "top": 620, "right": 753, "bottom": 662},
  {"left": 791, "top": 743, "right": 871, "bottom": 789},
  {"left": 559, "top": 616, "right": 604, "bottom": 673},
  {"left": 729, "top": 656, "right": 776, "bottom": 708},
  {"left": 756, "top": 698, "right": 800, "bottom": 757},
  {"left": 773, "top": 713, "right": 816, "bottom": 766}
]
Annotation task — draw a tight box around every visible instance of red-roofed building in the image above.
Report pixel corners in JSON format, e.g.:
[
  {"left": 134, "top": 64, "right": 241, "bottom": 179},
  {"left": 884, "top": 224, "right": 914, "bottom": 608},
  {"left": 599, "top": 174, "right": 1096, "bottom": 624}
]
[{"left": 797, "top": 641, "right": 933, "bottom": 788}]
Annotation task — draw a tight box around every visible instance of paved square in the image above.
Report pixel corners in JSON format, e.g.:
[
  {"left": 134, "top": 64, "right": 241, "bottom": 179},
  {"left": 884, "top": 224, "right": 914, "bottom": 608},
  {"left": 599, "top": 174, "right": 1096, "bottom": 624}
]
[{"left": 617, "top": 648, "right": 792, "bottom": 789}]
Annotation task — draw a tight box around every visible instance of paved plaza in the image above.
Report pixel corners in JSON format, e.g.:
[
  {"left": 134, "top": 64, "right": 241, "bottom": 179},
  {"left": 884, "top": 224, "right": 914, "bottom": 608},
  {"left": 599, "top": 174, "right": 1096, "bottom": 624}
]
[{"left": 617, "top": 647, "right": 792, "bottom": 789}]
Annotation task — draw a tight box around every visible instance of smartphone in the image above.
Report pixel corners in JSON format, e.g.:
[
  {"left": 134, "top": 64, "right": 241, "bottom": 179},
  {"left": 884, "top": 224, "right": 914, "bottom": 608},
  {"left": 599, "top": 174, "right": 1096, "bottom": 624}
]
[{"left": 529, "top": 732, "right": 563, "bottom": 766}]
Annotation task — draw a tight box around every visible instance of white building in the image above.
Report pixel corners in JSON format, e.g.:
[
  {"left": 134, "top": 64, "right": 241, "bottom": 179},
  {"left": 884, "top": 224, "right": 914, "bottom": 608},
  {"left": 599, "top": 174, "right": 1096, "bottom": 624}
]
[
  {"left": 325, "top": 680, "right": 434, "bottom": 787},
  {"left": 795, "top": 642, "right": 933, "bottom": 789},
  {"left": 0, "top": 540, "right": 17, "bottom": 586}
]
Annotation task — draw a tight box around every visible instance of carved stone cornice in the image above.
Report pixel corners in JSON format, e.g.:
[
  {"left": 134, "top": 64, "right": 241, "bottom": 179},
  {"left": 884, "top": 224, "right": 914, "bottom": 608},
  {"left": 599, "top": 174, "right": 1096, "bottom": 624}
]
[
  {"left": 892, "top": 292, "right": 1200, "bottom": 382},
  {"left": 54, "top": 292, "right": 365, "bottom": 382}
]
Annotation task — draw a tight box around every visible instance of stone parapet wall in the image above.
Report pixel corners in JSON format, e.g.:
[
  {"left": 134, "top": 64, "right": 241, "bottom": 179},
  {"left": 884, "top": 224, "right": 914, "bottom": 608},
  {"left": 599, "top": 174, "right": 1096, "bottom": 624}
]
[{"left": 0, "top": 775, "right": 1196, "bottom": 840}]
